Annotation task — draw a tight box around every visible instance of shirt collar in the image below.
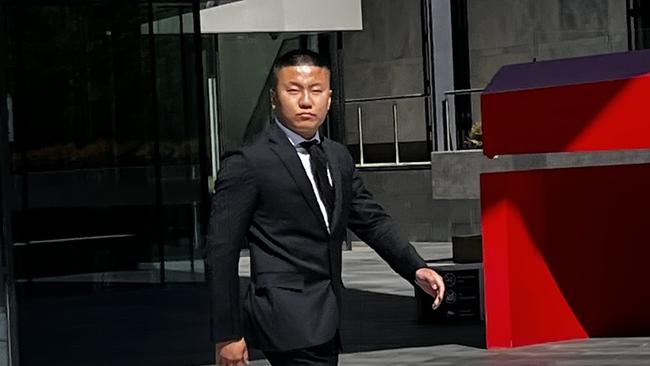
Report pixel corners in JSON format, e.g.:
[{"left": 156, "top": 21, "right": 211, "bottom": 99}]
[{"left": 275, "top": 119, "right": 321, "bottom": 148}]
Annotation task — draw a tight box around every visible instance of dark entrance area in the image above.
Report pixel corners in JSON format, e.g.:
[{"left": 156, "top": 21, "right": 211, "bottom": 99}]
[
  {"left": 1, "top": 0, "right": 348, "bottom": 363},
  {"left": 3, "top": 1, "right": 211, "bottom": 364}
]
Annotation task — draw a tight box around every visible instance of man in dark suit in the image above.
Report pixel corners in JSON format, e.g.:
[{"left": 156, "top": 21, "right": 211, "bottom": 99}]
[{"left": 207, "top": 50, "right": 445, "bottom": 366}]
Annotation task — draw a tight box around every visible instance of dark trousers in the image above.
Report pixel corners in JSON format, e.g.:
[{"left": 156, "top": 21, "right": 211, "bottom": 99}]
[{"left": 263, "top": 333, "right": 340, "bottom": 366}]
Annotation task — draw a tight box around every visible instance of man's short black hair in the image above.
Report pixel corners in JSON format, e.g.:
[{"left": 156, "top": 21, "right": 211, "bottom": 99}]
[{"left": 271, "top": 49, "right": 330, "bottom": 90}]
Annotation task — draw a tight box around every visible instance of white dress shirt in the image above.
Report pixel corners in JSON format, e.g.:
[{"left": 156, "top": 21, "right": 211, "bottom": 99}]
[{"left": 276, "top": 120, "right": 333, "bottom": 233}]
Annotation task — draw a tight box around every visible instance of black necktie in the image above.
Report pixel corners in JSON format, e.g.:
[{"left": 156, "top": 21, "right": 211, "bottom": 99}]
[{"left": 300, "top": 140, "right": 335, "bottom": 223}]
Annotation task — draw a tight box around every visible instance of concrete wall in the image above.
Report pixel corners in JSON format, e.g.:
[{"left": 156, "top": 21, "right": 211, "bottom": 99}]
[
  {"left": 357, "top": 168, "right": 478, "bottom": 242},
  {"left": 467, "top": 0, "right": 628, "bottom": 121},
  {"left": 469, "top": 0, "right": 628, "bottom": 88},
  {"left": 342, "top": 0, "right": 427, "bottom": 146},
  {"left": 343, "top": 0, "right": 424, "bottom": 99}
]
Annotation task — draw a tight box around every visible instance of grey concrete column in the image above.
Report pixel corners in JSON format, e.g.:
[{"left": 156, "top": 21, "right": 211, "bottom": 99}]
[{"left": 431, "top": 0, "right": 455, "bottom": 151}]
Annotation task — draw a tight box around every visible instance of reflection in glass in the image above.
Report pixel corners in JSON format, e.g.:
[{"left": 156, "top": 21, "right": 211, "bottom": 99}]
[
  {"left": 213, "top": 33, "right": 300, "bottom": 153},
  {"left": 8, "top": 1, "right": 211, "bottom": 365}
]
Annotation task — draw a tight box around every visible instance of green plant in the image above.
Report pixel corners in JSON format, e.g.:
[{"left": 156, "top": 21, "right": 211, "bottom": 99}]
[{"left": 464, "top": 121, "right": 482, "bottom": 149}]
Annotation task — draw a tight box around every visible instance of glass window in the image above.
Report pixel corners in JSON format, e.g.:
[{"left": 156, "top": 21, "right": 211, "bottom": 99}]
[{"left": 6, "top": 2, "right": 210, "bottom": 364}]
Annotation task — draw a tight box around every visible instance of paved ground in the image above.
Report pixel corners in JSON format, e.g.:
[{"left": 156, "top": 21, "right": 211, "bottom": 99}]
[
  {"left": 21, "top": 242, "right": 650, "bottom": 365},
  {"left": 239, "top": 242, "right": 650, "bottom": 365},
  {"left": 332, "top": 338, "right": 650, "bottom": 366}
]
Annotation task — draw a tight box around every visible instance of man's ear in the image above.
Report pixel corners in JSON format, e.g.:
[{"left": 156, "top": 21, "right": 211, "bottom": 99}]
[
  {"left": 270, "top": 89, "right": 277, "bottom": 109},
  {"left": 327, "top": 89, "right": 332, "bottom": 110}
]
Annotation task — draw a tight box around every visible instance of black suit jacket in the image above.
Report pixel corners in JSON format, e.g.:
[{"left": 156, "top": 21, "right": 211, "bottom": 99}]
[{"left": 206, "top": 123, "right": 427, "bottom": 352}]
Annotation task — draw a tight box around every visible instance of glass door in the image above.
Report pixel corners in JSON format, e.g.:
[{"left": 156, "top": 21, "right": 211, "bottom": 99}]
[
  {"left": 5, "top": 1, "right": 213, "bottom": 365},
  {"left": 3, "top": 0, "right": 346, "bottom": 362}
]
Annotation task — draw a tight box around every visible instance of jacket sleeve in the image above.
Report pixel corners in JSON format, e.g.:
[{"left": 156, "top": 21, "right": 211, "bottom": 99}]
[
  {"left": 346, "top": 159, "right": 427, "bottom": 284},
  {"left": 205, "top": 152, "right": 258, "bottom": 343}
]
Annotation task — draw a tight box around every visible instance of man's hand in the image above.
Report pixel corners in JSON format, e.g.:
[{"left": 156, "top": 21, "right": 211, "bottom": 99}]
[
  {"left": 415, "top": 267, "right": 445, "bottom": 310},
  {"left": 216, "top": 337, "right": 249, "bottom": 366}
]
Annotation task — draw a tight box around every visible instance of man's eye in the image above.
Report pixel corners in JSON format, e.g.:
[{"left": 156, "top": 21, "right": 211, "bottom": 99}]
[
  {"left": 287, "top": 89, "right": 300, "bottom": 94},
  {"left": 312, "top": 89, "right": 323, "bottom": 94}
]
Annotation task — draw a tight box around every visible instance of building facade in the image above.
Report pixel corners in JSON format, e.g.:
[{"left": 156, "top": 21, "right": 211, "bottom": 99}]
[{"left": 0, "top": 0, "right": 648, "bottom": 365}]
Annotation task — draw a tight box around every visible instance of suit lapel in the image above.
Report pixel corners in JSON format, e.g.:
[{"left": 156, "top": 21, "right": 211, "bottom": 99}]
[
  {"left": 323, "top": 138, "right": 343, "bottom": 234},
  {"left": 268, "top": 124, "right": 329, "bottom": 232}
]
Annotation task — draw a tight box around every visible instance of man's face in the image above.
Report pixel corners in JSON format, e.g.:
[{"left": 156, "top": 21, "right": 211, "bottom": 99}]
[{"left": 271, "top": 65, "right": 332, "bottom": 139}]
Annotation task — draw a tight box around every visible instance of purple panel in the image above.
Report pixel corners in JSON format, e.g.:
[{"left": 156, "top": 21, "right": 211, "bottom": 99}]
[{"left": 484, "top": 49, "right": 650, "bottom": 94}]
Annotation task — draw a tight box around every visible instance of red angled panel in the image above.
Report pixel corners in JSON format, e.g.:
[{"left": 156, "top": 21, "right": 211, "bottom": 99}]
[{"left": 481, "top": 163, "right": 650, "bottom": 348}]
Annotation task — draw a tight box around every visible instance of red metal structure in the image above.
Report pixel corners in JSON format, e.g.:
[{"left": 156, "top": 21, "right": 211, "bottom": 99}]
[{"left": 480, "top": 50, "right": 650, "bottom": 348}]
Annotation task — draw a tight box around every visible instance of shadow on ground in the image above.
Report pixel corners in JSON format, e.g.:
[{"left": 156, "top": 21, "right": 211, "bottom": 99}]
[
  {"left": 17, "top": 277, "right": 484, "bottom": 366},
  {"left": 340, "top": 287, "right": 485, "bottom": 353}
]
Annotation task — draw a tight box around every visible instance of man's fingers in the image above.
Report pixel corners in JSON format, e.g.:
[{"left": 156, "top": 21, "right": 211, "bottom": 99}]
[
  {"left": 416, "top": 269, "right": 446, "bottom": 309},
  {"left": 429, "top": 277, "right": 442, "bottom": 293},
  {"left": 218, "top": 356, "right": 244, "bottom": 366},
  {"left": 431, "top": 275, "right": 445, "bottom": 310},
  {"left": 432, "top": 289, "right": 440, "bottom": 309},
  {"left": 432, "top": 291, "right": 443, "bottom": 309},
  {"left": 223, "top": 359, "right": 244, "bottom": 366}
]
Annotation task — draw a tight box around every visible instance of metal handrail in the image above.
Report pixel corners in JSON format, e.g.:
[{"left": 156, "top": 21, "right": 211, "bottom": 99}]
[
  {"left": 346, "top": 94, "right": 430, "bottom": 168},
  {"left": 345, "top": 93, "right": 428, "bottom": 104},
  {"left": 444, "top": 88, "right": 483, "bottom": 96},
  {"left": 442, "top": 88, "right": 484, "bottom": 151},
  {"left": 354, "top": 161, "right": 431, "bottom": 168}
]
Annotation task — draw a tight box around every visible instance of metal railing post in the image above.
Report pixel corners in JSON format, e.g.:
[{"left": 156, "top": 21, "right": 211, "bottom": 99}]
[
  {"left": 392, "top": 103, "right": 400, "bottom": 164},
  {"left": 357, "top": 106, "right": 365, "bottom": 166},
  {"left": 344, "top": 93, "right": 439, "bottom": 168},
  {"left": 444, "top": 97, "right": 456, "bottom": 151},
  {"left": 442, "top": 97, "right": 451, "bottom": 151}
]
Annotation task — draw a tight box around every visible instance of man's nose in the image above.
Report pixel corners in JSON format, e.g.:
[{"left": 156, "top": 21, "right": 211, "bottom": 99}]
[{"left": 298, "top": 91, "right": 312, "bottom": 108}]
